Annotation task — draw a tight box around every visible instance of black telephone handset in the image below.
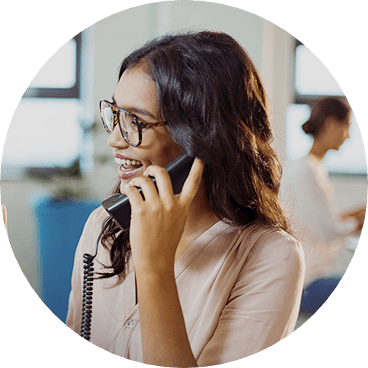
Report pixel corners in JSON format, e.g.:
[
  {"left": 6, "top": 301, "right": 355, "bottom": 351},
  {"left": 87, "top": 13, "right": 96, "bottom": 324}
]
[
  {"left": 101, "top": 153, "right": 195, "bottom": 230},
  {"left": 81, "top": 153, "right": 200, "bottom": 341}
]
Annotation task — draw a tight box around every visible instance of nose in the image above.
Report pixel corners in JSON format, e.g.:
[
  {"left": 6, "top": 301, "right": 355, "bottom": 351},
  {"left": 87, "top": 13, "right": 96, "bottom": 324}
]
[{"left": 107, "top": 125, "right": 129, "bottom": 149}]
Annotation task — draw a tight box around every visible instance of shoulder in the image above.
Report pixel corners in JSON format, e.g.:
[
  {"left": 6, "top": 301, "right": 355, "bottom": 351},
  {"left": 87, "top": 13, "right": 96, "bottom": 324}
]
[
  {"left": 238, "top": 223, "right": 304, "bottom": 275},
  {"left": 284, "top": 156, "right": 312, "bottom": 179},
  {"left": 282, "top": 157, "right": 319, "bottom": 196},
  {"left": 84, "top": 205, "right": 110, "bottom": 230},
  {"left": 76, "top": 206, "right": 110, "bottom": 255}
]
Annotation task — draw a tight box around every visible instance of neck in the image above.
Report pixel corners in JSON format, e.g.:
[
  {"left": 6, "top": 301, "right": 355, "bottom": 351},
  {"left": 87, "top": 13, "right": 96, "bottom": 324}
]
[
  {"left": 185, "top": 190, "right": 219, "bottom": 235},
  {"left": 175, "top": 180, "right": 220, "bottom": 261},
  {"left": 309, "top": 139, "right": 328, "bottom": 161}
]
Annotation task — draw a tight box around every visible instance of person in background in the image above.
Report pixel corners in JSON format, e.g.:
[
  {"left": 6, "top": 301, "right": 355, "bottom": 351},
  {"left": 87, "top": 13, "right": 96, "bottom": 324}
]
[{"left": 281, "top": 97, "right": 365, "bottom": 311}]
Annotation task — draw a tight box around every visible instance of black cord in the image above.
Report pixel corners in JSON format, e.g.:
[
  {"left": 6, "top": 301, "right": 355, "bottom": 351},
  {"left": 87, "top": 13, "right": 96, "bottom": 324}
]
[{"left": 80, "top": 217, "right": 113, "bottom": 340}]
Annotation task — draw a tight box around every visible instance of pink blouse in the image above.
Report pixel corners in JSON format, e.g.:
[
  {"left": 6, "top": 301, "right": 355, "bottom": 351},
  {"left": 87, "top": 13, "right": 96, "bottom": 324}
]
[{"left": 66, "top": 207, "right": 304, "bottom": 366}]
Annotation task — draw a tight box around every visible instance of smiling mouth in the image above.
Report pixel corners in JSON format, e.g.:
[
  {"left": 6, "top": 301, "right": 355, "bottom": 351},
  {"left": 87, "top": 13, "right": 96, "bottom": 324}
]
[{"left": 115, "top": 157, "right": 143, "bottom": 171}]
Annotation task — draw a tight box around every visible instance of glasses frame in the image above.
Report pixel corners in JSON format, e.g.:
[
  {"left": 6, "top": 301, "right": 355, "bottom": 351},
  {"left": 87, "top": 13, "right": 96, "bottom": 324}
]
[{"left": 99, "top": 100, "right": 166, "bottom": 147}]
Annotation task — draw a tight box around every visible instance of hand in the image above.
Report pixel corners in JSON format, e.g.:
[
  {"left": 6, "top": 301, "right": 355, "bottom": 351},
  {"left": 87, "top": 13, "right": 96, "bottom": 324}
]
[
  {"left": 340, "top": 205, "right": 366, "bottom": 232},
  {"left": 340, "top": 205, "right": 366, "bottom": 220},
  {"left": 123, "top": 158, "right": 204, "bottom": 275},
  {"left": 354, "top": 210, "right": 366, "bottom": 232}
]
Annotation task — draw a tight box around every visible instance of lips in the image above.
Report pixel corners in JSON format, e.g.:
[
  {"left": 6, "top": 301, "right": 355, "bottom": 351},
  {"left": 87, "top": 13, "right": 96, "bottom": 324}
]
[
  {"left": 114, "top": 157, "right": 143, "bottom": 170},
  {"left": 114, "top": 155, "right": 143, "bottom": 180}
]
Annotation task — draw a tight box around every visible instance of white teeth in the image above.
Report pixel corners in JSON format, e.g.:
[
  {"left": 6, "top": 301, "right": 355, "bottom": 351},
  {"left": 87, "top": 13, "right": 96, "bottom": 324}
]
[{"left": 115, "top": 157, "right": 142, "bottom": 169}]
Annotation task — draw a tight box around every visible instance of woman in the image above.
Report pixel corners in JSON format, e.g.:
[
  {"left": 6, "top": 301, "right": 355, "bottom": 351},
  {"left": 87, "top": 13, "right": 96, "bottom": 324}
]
[
  {"left": 67, "top": 31, "right": 304, "bottom": 367},
  {"left": 282, "top": 98, "right": 365, "bottom": 289}
]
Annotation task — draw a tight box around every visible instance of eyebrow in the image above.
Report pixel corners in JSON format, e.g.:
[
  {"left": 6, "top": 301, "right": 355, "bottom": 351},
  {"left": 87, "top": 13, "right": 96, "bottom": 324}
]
[{"left": 111, "top": 95, "right": 158, "bottom": 121}]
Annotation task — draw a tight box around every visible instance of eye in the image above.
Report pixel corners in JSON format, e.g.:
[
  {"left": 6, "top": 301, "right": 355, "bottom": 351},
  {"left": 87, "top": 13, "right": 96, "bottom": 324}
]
[
  {"left": 132, "top": 114, "right": 141, "bottom": 123},
  {"left": 118, "top": 110, "right": 140, "bottom": 131},
  {"left": 132, "top": 115, "right": 149, "bottom": 129}
]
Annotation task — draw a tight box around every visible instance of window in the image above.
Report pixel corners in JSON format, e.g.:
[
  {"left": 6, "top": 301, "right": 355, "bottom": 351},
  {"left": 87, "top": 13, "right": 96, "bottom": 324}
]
[
  {"left": 2, "top": 33, "right": 92, "bottom": 180},
  {"left": 294, "top": 45, "right": 344, "bottom": 97},
  {"left": 26, "top": 37, "right": 79, "bottom": 91},
  {"left": 286, "top": 40, "right": 366, "bottom": 175}
]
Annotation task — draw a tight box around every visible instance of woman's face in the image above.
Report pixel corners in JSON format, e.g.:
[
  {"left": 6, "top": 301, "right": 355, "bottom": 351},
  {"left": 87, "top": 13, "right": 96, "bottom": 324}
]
[
  {"left": 107, "top": 65, "right": 183, "bottom": 192},
  {"left": 323, "top": 114, "right": 352, "bottom": 151}
]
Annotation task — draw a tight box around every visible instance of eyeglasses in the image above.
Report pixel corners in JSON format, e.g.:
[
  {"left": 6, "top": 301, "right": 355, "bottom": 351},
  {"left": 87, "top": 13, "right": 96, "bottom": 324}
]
[{"left": 99, "top": 100, "right": 166, "bottom": 147}]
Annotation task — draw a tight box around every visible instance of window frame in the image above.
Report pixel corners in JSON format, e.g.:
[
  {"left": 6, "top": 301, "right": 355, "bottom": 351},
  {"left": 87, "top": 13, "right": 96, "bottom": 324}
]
[
  {"left": 22, "top": 33, "right": 81, "bottom": 100},
  {"left": 1, "top": 32, "right": 88, "bottom": 181},
  {"left": 294, "top": 39, "right": 344, "bottom": 105}
]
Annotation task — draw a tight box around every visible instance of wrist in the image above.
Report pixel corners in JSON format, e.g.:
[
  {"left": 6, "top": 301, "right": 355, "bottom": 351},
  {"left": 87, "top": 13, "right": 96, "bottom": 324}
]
[
  {"left": 135, "top": 267, "right": 177, "bottom": 303},
  {"left": 133, "top": 256, "right": 175, "bottom": 281}
]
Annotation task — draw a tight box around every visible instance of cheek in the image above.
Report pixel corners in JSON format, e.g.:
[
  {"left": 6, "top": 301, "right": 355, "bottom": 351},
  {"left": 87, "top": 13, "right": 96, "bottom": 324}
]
[
  {"left": 335, "top": 130, "right": 347, "bottom": 146},
  {"left": 339, "top": 128, "right": 348, "bottom": 141},
  {"left": 161, "top": 143, "right": 183, "bottom": 165},
  {"left": 153, "top": 140, "right": 183, "bottom": 166},
  {"left": 158, "top": 131, "right": 183, "bottom": 164},
  {"left": 139, "top": 130, "right": 183, "bottom": 167}
]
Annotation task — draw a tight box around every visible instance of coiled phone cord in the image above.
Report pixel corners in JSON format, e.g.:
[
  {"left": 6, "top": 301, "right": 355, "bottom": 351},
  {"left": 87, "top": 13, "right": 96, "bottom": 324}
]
[{"left": 80, "top": 217, "right": 113, "bottom": 340}]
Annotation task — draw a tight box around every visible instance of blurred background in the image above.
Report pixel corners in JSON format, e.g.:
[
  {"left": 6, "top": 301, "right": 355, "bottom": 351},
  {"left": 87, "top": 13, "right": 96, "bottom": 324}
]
[{"left": 1, "top": 2, "right": 366, "bottom": 323}]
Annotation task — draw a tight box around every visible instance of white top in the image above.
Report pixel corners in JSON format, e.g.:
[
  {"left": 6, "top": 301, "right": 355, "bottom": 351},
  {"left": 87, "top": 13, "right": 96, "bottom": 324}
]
[
  {"left": 67, "top": 206, "right": 304, "bottom": 366},
  {"left": 281, "top": 154, "right": 357, "bottom": 286}
]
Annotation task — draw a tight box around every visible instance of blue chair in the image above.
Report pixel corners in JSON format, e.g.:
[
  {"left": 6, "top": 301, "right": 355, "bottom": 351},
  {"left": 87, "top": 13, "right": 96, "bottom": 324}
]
[
  {"left": 29, "top": 192, "right": 100, "bottom": 322},
  {"left": 300, "top": 277, "right": 341, "bottom": 314}
]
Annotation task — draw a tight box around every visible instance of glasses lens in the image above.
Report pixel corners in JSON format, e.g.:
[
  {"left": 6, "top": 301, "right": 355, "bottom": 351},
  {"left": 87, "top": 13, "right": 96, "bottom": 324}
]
[
  {"left": 118, "top": 110, "right": 140, "bottom": 146},
  {"left": 101, "top": 101, "right": 115, "bottom": 133},
  {"left": 100, "top": 101, "right": 140, "bottom": 146}
]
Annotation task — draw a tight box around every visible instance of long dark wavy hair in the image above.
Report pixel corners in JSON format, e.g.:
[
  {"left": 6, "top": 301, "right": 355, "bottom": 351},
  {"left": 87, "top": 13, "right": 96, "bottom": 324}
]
[{"left": 99, "top": 31, "right": 291, "bottom": 279}]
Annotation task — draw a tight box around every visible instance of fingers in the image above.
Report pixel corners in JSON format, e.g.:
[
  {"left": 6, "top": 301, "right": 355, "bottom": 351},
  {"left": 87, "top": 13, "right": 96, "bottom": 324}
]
[
  {"left": 123, "top": 176, "right": 159, "bottom": 206},
  {"left": 124, "top": 158, "right": 204, "bottom": 211},
  {"left": 179, "top": 158, "right": 204, "bottom": 206},
  {"left": 122, "top": 184, "right": 145, "bottom": 210},
  {"left": 143, "top": 165, "right": 174, "bottom": 198}
]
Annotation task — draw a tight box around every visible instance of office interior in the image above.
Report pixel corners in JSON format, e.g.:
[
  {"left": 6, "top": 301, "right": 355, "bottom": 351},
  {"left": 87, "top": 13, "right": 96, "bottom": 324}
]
[{"left": 1, "top": 2, "right": 367, "bottom": 328}]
